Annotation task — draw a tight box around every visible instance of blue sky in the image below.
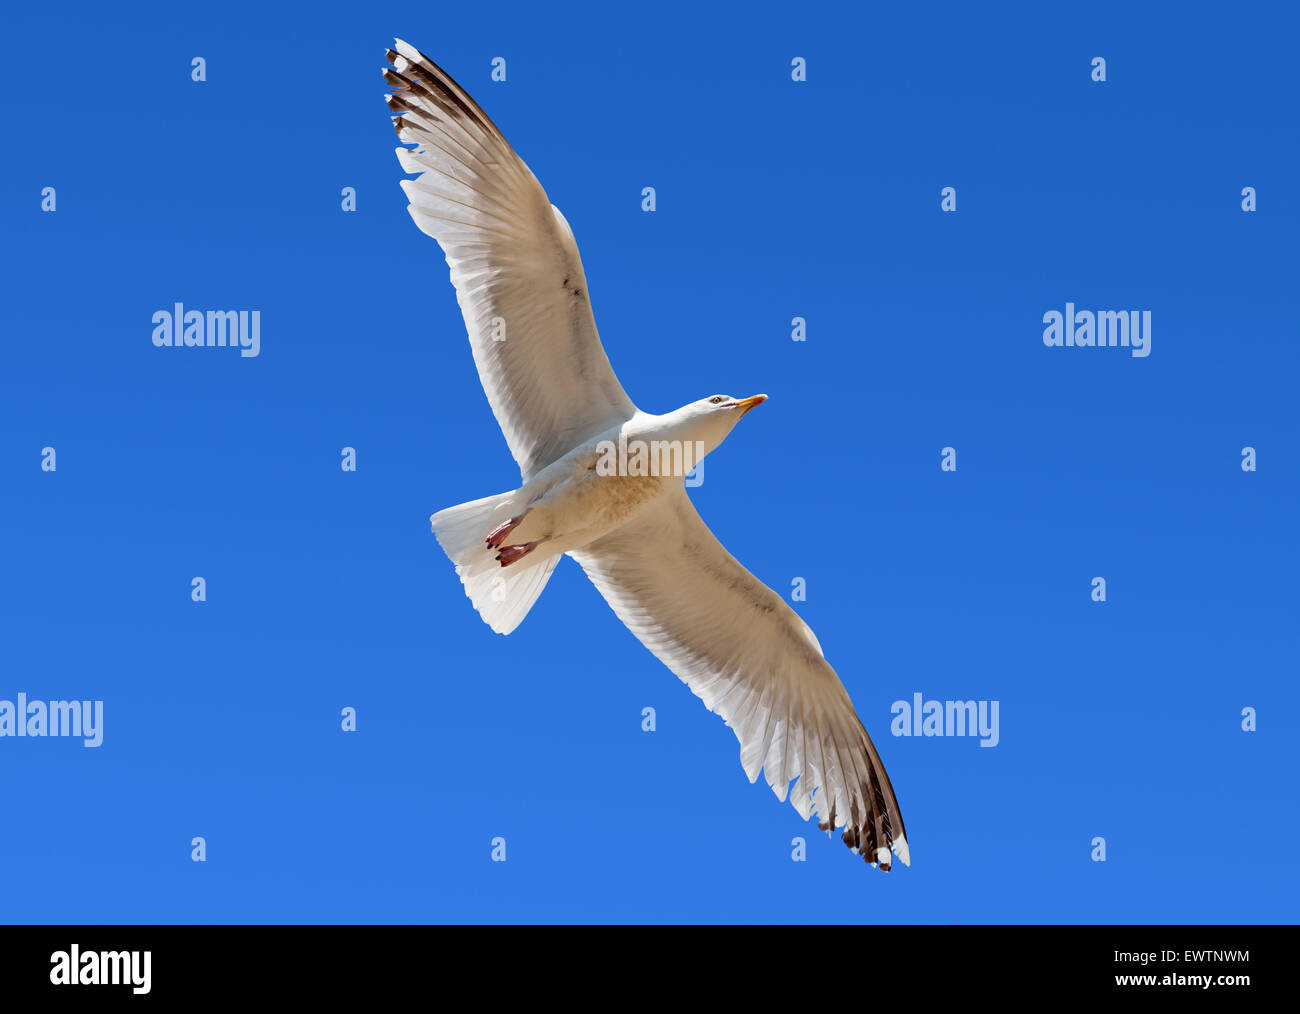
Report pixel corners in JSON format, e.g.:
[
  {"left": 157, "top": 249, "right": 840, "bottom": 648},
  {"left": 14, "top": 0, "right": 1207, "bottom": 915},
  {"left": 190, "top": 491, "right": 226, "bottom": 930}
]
[{"left": 0, "top": 0, "right": 1296, "bottom": 923}]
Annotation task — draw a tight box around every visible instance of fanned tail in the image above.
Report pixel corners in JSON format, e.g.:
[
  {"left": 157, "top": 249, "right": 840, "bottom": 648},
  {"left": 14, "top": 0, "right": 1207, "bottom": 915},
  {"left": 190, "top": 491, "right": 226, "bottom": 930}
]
[{"left": 430, "top": 492, "right": 557, "bottom": 635}]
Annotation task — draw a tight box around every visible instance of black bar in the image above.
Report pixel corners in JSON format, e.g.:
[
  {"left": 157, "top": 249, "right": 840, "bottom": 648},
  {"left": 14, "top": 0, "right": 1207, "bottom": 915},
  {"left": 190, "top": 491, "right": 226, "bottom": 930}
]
[{"left": 0, "top": 924, "right": 1275, "bottom": 1001}]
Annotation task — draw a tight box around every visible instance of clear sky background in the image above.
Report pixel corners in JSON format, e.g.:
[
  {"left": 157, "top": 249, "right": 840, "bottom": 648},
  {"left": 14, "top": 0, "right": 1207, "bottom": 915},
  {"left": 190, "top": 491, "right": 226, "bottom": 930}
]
[{"left": 1, "top": 1, "right": 1296, "bottom": 923}]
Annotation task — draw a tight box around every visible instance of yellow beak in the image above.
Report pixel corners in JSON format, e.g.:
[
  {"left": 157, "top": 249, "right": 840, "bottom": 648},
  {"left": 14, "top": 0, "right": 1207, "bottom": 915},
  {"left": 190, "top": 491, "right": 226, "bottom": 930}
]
[{"left": 732, "top": 394, "right": 768, "bottom": 416}]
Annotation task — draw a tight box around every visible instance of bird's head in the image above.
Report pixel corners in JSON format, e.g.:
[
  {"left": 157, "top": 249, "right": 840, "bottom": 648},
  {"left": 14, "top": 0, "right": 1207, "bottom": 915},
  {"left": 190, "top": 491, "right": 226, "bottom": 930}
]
[{"left": 663, "top": 393, "right": 768, "bottom": 459}]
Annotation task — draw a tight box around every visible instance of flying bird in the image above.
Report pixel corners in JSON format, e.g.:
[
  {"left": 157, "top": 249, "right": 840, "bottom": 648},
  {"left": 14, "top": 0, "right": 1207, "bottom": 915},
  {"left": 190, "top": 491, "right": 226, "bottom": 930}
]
[{"left": 384, "top": 39, "right": 909, "bottom": 870}]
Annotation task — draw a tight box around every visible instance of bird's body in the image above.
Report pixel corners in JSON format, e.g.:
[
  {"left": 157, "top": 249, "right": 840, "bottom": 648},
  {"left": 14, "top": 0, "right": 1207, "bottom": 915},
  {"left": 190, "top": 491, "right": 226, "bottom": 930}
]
[
  {"left": 386, "top": 39, "right": 910, "bottom": 870},
  {"left": 437, "top": 400, "right": 764, "bottom": 579}
]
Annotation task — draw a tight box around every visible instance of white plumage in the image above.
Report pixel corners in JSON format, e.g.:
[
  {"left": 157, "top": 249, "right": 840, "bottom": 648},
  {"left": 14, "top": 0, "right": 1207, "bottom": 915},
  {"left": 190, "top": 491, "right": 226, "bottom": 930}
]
[
  {"left": 386, "top": 38, "right": 909, "bottom": 869},
  {"left": 387, "top": 39, "right": 635, "bottom": 480}
]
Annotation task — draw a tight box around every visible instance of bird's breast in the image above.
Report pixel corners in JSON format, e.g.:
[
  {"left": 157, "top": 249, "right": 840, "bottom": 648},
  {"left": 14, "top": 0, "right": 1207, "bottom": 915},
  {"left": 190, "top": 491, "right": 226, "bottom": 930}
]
[{"left": 544, "top": 468, "right": 674, "bottom": 543}]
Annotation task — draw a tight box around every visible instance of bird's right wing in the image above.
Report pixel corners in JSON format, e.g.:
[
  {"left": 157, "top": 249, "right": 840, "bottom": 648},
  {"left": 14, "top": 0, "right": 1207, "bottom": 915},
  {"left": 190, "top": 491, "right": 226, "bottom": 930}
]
[
  {"left": 385, "top": 40, "right": 637, "bottom": 479},
  {"left": 570, "top": 490, "right": 910, "bottom": 869}
]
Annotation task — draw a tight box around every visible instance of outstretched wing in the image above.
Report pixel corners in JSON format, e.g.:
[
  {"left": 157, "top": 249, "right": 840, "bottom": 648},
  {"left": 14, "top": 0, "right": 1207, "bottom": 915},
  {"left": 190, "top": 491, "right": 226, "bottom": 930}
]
[
  {"left": 385, "top": 40, "right": 637, "bottom": 478},
  {"left": 570, "top": 490, "right": 910, "bottom": 869}
]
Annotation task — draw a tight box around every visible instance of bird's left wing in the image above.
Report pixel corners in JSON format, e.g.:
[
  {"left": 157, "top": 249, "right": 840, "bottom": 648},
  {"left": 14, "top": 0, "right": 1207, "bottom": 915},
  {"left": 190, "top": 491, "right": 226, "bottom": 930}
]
[
  {"left": 569, "top": 490, "right": 910, "bottom": 869},
  {"left": 385, "top": 40, "right": 637, "bottom": 479}
]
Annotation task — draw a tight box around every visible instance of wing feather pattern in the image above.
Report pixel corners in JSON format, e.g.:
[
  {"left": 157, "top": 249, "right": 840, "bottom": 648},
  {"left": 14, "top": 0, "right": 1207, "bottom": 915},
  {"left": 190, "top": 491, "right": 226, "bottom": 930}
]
[
  {"left": 385, "top": 40, "right": 637, "bottom": 478},
  {"left": 571, "top": 491, "right": 910, "bottom": 869}
]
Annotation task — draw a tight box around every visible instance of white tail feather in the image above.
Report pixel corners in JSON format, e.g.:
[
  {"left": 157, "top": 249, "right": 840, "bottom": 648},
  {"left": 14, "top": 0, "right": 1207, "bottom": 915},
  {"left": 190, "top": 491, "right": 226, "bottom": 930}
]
[{"left": 430, "top": 491, "right": 557, "bottom": 634}]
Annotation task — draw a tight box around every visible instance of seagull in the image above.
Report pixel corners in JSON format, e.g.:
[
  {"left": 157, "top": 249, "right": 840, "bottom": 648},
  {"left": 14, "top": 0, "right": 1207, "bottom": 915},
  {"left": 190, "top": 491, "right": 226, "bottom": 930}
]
[{"left": 384, "top": 39, "right": 909, "bottom": 870}]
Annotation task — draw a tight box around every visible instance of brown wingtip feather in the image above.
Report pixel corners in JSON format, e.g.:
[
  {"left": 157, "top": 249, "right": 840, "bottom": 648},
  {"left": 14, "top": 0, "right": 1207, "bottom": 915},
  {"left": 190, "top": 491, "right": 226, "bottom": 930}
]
[
  {"left": 820, "top": 794, "right": 904, "bottom": 871},
  {"left": 381, "top": 38, "right": 511, "bottom": 151}
]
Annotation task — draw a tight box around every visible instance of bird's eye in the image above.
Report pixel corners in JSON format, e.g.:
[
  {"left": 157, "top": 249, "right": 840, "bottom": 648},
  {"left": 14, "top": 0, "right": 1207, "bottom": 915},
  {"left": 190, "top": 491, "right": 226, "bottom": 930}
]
[{"left": 709, "top": 396, "right": 726, "bottom": 404}]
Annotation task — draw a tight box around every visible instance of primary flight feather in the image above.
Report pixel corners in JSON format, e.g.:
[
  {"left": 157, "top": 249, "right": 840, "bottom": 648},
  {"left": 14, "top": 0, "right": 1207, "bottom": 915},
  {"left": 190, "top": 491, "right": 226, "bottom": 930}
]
[{"left": 385, "top": 38, "right": 909, "bottom": 869}]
